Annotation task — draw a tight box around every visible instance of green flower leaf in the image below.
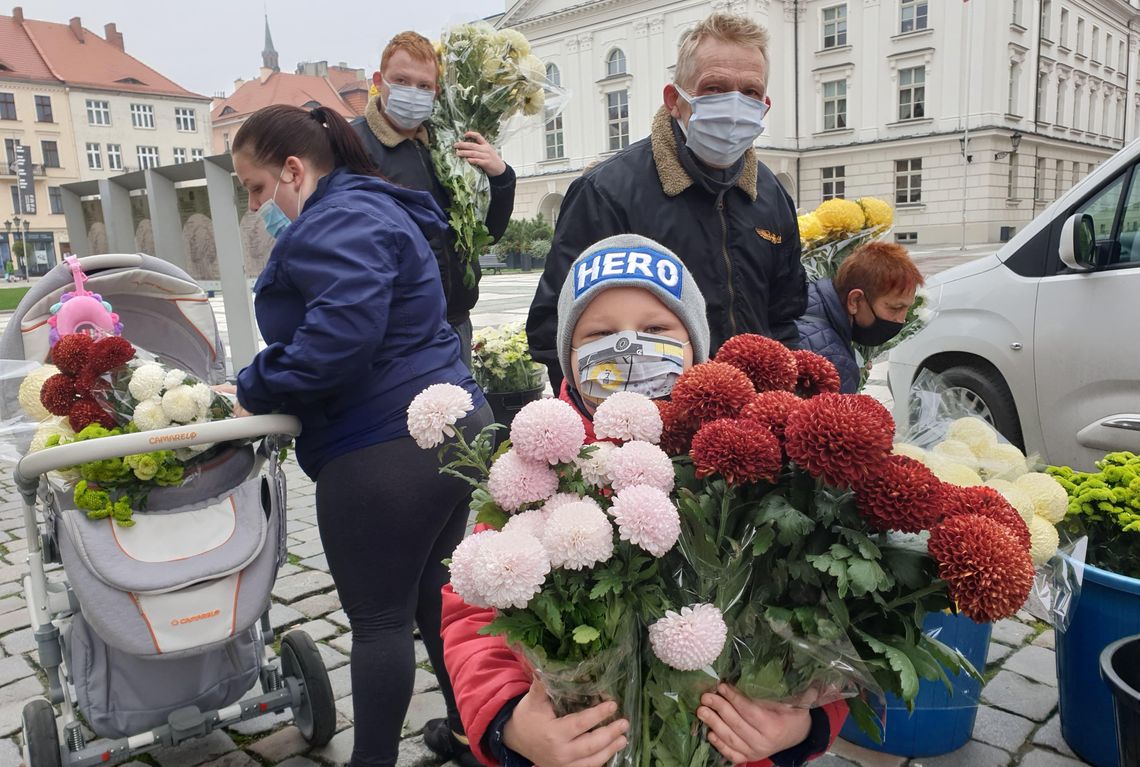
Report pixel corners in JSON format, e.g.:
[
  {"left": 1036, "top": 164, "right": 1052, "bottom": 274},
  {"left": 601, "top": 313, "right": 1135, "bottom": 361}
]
[{"left": 571, "top": 625, "right": 600, "bottom": 644}]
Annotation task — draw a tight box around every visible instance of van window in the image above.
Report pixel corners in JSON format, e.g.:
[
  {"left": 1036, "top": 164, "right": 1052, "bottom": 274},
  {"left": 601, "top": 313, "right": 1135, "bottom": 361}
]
[
  {"left": 1074, "top": 171, "right": 1134, "bottom": 268},
  {"left": 1118, "top": 173, "right": 1140, "bottom": 266}
]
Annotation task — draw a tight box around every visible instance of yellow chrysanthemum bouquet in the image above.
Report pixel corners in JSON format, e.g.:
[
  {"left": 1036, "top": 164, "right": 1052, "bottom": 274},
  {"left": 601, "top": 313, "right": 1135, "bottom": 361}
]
[
  {"left": 431, "top": 24, "right": 568, "bottom": 287},
  {"left": 798, "top": 197, "right": 930, "bottom": 383}
]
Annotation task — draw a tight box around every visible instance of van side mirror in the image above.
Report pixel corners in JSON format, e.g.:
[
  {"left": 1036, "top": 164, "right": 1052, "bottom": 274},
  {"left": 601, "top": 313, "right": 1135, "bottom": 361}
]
[{"left": 1059, "top": 213, "right": 1098, "bottom": 271}]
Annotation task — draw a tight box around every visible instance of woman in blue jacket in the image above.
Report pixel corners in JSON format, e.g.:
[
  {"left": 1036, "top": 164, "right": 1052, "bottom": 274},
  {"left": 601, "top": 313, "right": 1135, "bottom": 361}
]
[{"left": 230, "top": 104, "right": 491, "bottom": 767}]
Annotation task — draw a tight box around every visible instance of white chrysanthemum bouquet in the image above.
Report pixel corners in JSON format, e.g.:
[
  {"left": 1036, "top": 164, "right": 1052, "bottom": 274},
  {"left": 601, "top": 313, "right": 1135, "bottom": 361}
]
[{"left": 431, "top": 23, "right": 566, "bottom": 287}]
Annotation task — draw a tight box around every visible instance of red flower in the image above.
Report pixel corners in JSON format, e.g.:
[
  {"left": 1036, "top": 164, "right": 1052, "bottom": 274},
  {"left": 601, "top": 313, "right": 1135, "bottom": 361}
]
[
  {"left": 928, "top": 514, "right": 1035, "bottom": 623},
  {"left": 714, "top": 334, "right": 797, "bottom": 393},
  {"left": 942, "top": 485, "right": 1031, "bottom": 549},
  {"left": 670, "top": 361, "right": 755, "bottom": 425},
  {"left": 656, "top": 400, "right": 698, "bottom": 457},
  {"left": 50, "top": 334, "right": 94, "bottom": 375},
  {"left": 40, "top": 374, "right": 77, "bottom": 416},
  {"left": 739, "top": 391, "right": 803, "bottom": 443},
  {"left": 68, "top": 397, "right": 116, "bottom": 432},
  {"left": 792, "top": 350, "right": 841, "bottom": 398},
  {"left": 854, "top": 455, "right": 945, "bottom": 533},
  {"left": 690, "top": 418, "right": 783, "bottom": 485},
  {"left": 88, "top": 336, "right": 135, "bottom": 373},
  {"left": 784, "top": 393, "right": 894, "bottom": 488}
]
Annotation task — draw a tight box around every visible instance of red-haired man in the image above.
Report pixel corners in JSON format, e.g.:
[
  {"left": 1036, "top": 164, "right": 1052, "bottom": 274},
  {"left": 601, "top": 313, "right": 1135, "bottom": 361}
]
[{"left": 796, "top": 241, "right": 924, "bottom": 392}]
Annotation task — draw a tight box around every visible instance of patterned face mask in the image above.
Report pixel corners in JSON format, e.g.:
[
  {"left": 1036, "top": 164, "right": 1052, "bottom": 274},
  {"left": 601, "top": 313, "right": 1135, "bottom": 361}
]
[{"left": 573, "top": 330, "right": 687, "bottom": 408}]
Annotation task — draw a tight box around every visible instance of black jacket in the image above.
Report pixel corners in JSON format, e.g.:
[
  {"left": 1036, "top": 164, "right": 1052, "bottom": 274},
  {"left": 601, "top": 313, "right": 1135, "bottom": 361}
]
[
  {"left": 796, "top": 278, "right": 860, "bottom": 393},
  {"left": 526, "top": 107, "right": 807, "bottom": 389},
  {"left": 352, "top": 97, "right": 516, "bottom": 326}
]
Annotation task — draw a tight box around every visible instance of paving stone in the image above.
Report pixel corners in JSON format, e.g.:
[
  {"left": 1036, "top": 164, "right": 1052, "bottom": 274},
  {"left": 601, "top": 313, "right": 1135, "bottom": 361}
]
[
  {"left": 0, "top": 610, "right": 30, "bottom": 635},
  {"left": 395, "top": 737, "right": 439, "bottom": 767},
  {"left": 1002, "top": 645, "right": 1058, "bottom": 687},
  {"left": 991, "top": 619, "right": 1035, "bottom": 647},
  {"left": 329, "top": 664, "right": 352, "bottom": 700},
  {"left": 981, "top": 671, "right": 1058, "bottom": 722},
  {"left": 329, "top": 632, "right": 353, "bottom": 655},
  {"left": 0, "top": 672, "right": 42, "bottom": 708},
  {"left": 292, "top": 592, "right": 340, "bottom": 619},
  {"left": 0, "top": 627, "right": 33, "bottom": 655},
  {"left": 198, "top": 752, "right": 259, "bottom": 767},
  {"left": 300, "top": 554, "right": 329, "bottom": 572},
  {"left": 0, "top": 596, "right": 24, "bottom": 615},
  {"left": 288, "top": 538, "right": 326, "bottom": 560},
  {"left": 414, "top": 640, "right": 429, "bottom": 666},
  {"left": 294, "top": 619, "right": 337, "bottom": 642},
  {"left": 1016, "top": 750, "right": 1089, "bottom": 767},
  {"left": 225, "top": 706, "right": 291, "bottom": 736},
  {"left": 970, "top": 705, "right": 1035, "bottom": 753},
  {"left": 0, "top": 734, "right": 21, "bottom": 764},
  {"left": 269, "top": 603, "right": 304, "bottom": 631},
  {"left": 272, "top": 571, "right": 335, "bottom": 603},
  {"left": 328, "top": 609, "right": 351, "bottom": 630},
  {"left": 810, "top": 756, "right": 859, "bottom": 767},
  {"left": 1032, "top": 630, "right": 1056, "bottom": 650},
  {"left": 152, "top": 730, "right": 236, "bottom": 767},
  {"left": 336, "top": 695, "right": 354, "bottom": 722},
  {"left": 413, "top": 668, "right": 439, "bottom": 694},
  {"left": 289, "top": 525, "right": 324, "bottom": 543},
  {"left": 247, "top": 725, "right": 309, "bottom": 762},
  {"left": 277, "top": 563, "right": 302, "bottom": 578},
  {"left": 313, "top": 726, "right": 354, "bottom": 766},
  {"left": 1031, "top": 713, "right": 1077, "bottom": 757},
  {"left": 402, "top": 690, "right": 446, "bottom": 737},
  {"left": 318, "top": 642, "right": 349, "bottom": 670},
  {"left": 0, "top": 655, "right": 32, "bottom": 687},
  {"left": 909, "top": 740, "right": 1011, "bottom": 767},
  {"left": 274, "top": 758, "right": 322, "bottom": 767},
  {"left": 987, "top": 642, "right": 1014, "bottom": 665},
  {"left": 831, "top": 738, "right": 906, "bottom": 767}
]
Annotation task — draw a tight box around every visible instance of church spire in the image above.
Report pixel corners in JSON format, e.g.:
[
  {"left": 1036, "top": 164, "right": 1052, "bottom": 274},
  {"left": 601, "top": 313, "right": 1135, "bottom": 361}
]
[{"left": 262, "top": 15, "right": 279, "bottom": 72}]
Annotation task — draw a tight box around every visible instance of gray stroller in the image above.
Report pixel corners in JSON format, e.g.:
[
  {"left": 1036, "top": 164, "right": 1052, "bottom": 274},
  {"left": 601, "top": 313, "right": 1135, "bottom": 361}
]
[{"left": 1, "top": 254, "right": 336, "bottom": 767}]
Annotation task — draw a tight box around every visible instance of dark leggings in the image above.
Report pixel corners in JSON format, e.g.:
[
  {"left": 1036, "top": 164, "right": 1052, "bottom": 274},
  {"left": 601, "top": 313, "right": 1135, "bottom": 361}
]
[{"left": 315, "top": 404, "right": 492, "bottom": 767}]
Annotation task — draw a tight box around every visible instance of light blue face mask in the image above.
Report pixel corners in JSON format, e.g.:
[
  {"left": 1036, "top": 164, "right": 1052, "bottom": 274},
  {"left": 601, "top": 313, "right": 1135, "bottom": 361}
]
[
  {"left": 383, "top": 76, "right": 435, "bottom": 130},
  {"left": 674, "top": 85, "right": 769, "bottom": 168},
  {"left": 258, "top": 171, "right": 292, "bottom": 239}
]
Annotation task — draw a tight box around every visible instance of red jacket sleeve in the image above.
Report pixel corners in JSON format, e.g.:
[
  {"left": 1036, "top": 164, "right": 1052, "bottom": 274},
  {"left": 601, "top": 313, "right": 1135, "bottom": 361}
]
[
  {"left": 743, "top": 698, "right": 848, "bottom": 767},
  {"left": 440, "top": 582, "right": 531, "bottom": 766}
]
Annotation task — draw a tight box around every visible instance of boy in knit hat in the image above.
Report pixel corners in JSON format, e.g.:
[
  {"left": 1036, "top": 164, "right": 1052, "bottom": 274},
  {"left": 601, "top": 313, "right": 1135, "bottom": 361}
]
[{"left": 439, "top": 236, "right": 841, "bottom": 767}]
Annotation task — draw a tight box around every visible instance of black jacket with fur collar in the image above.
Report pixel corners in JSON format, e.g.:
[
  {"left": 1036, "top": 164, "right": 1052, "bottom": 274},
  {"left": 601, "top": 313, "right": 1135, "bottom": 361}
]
[
  {"left": 526, "top": 107, "right": 807, "bottom": 389},
  {"left": 352, "top": 96, "right": 516, "bottom": 326}
]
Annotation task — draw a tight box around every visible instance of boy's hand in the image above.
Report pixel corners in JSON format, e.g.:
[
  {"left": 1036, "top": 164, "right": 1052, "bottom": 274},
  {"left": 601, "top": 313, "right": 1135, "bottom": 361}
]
[
  {"left": 502, "top": 679, "right": 629, "bottom": 767},
  {"left": 698, "top": 683, "right": 812, "bottom": 765},
  {"left": 454, "top": 131, "right": 507, "bottom": 177}
]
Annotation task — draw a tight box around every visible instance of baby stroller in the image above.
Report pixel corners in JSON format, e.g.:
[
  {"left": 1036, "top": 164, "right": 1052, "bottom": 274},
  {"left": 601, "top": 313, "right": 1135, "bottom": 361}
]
[{"left": 1, "top": 254, "right": 336, "bottom": 767}]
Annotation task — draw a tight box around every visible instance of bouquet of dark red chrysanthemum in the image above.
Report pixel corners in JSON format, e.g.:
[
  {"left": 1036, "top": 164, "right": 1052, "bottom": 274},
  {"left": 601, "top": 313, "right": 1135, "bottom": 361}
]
[{"left": 641, "top": 334, "right": 1037, "bottom": 761}]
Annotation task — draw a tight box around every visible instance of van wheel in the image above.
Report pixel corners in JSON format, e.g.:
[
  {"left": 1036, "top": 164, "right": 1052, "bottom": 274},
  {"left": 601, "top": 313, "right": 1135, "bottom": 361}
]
[{"left": 936, "top": 365, "right": 1025, "bottom": 451}]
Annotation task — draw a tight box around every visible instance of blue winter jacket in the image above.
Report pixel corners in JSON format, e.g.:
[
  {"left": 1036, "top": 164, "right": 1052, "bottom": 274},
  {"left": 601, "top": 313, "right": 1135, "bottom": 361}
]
[
  {"left": 237, "top": 167, "right": 484, "bottom": 478},
  {"left": 795, "top": 278, "right": 860, "bottom": 394}
]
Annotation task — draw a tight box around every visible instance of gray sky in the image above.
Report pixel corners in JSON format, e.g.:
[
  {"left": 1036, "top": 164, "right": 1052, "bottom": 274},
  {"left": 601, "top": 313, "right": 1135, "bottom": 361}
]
[{"left": 18, "top": 0, "right": 507, "bottom": 97}]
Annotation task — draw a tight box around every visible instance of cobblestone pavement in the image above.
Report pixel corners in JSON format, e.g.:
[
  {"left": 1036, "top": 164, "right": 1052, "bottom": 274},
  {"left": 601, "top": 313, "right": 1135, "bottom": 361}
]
[{"left": 0, "top": 256, "right": 1096, "bottom": 766}]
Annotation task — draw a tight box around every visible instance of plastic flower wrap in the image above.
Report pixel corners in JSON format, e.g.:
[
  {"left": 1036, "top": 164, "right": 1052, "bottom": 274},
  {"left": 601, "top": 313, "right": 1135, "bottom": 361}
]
[
  {"left": 431, "top": 24, "right": 569, "bottom": 286},
  {"left": 470, "top": 321, "right": 544, "bottom": 394}
]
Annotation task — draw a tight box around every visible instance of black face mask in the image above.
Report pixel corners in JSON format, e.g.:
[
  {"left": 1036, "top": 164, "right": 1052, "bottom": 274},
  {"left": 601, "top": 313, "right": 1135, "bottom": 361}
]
[{"left": 850, "top": 303, "right": 906, "bottom": 347}]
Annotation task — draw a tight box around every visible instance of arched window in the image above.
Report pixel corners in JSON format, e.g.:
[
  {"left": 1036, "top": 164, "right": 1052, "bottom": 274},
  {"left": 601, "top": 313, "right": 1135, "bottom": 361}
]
[
  {"left": 302, "top": 100, "right": 321, "bottom": 109},
  {"left": 606, "top": 48, "right": 627, "bottom": 77},
  {"left": 546, "top": 63, "right": 561, "bottom": 87}
]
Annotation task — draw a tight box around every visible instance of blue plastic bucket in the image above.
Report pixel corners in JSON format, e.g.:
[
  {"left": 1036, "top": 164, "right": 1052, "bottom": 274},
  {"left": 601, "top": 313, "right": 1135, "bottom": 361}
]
[
  {"left": 1056, "top": 556, "right": 1140, "bottom": 767},
  {"left": 840, "top": 611, "right": 991, "bottom": 757},
  {"left": 1100, "top": 634, "right": 1140, "bottom": 767}
]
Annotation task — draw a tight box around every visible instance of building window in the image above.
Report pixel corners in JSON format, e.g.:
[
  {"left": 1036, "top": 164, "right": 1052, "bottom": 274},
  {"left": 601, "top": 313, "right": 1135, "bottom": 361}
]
[
  {"left": 821, "top": 166, "right": 845, "bottom": 200},
  {"left": 191, "top": 148, "right": 204, "bottom": 161},
  {"left": 1076, "top": 18, "right": 1085, "bottom": 56},
  {"left": 1106, "top": 33, "right": 1113, "bottom": 67},
  {"left": 1092, "top": 26, "right": 1100, "bottom": 61},
  {"left": 1055, "top": 80, "right": 1066, "bottom": 126},
  {"left": 1008, "top": 62, "right": 1021, "bottom": 115},
  {"left": 1037, "top": 72, "right": 1048, "bottom": 122},
  {"left": 40, "top": 141, "right": 60, "bottom": 168},
  {"left": 1102, "top": 97, "right": 1110, "bottom": 137},
  {"left": 48, "top": 187, "right": 63, "bottom": 215},
  {"left": 895, "top": 231, "right": 918, "bottom": 244},
  {"left": 1055, "top": 158, "right": 1064, "bottom": 197},
  {"left": 4, "top": 139, "right": 20, "bottom": 167},
  {"left": 822, "top": 5, "right": 847, "bottom": 48},
  {"left": 9, "top": 187, "right": 18, "bottom": 214},
  {"left": 1007, "top": 153, "right": 1019, "bottom": 199},
  {"left": 1121, "top": 41, "right": 1128, "bottom": 72},
  {"left": 823, "top": 80, "right": 847, "bottom": 130},
  {"left": 173, "top": 148, "right": 186, "bottom": 164},
  {"left": 606, "top": 49, "right": 627, "bottom": 77},
  {"left": 107, "top": 144, "right": 123, "bottom": 171},
  {"left": 895, "top": 158, "right": 922, "bottom": 204},
  {"left": 130, "top": 103, "right": 155, "bottom": 129},
  {"left": 86, "top": 99, "right": 111, "bottom": 126},
  {"left": 175, "top": 108, "right": 196, "bottom": 132},
  {"left": 223, "top": 132, "right": 231, "bottom": 152},
  {"left": 898, "top": 66, "right": 925, "bottom": 121},
  {"left": 1035, "top": 157, "right": 1048, "bottom": 201},
  {"left": 1041, "top": 0, "right": 1052, "bottom": 39},
  {"left": 545, "top": 63, "right": 564, "bottom": 160},
  {"left": 137, "top": 146, "right": 160, "bottom": 169},
  {"left": 1073, "top": 82, "right": 1083, "bottom": 131},
  {"left": 34, "top": 95, "right": 53, "bottom": 122},
  {"left": 1060, "top": 9, "right": 1069, "bottom": 47},
  {"left": 86, "top": 143, "right": 102, "bottom": 170},
  {"left": 0, "top": 93, "right": 15, "bottom": 121},
  {"left": 899, "top": 0, "right": 928, "bottom": 34},
  {"left": 1011, "top": 0, "right": 1022, "bottom": 26},
  {"left": 606, "top": 90, "right": 629, "bottom": 151}
]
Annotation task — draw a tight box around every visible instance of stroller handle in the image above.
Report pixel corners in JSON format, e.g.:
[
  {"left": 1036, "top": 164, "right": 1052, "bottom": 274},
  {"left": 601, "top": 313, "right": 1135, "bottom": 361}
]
[
  {"left": 74, "top": 254, "right": 146, "bottom": 272},
  {"left": 15, "top": 415, "right": 302, "bottom": 485}
]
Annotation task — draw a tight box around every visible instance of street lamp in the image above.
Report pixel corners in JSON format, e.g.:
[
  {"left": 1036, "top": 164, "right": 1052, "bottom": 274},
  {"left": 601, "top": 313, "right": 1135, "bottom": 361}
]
[
  {"left": 20, "top": 219, "right": 29, "bottom": 280},
  {"left": 7, "top": 214, "right": 22, "bottom": 281},
  {"left": 995, "top": 131, "right": 1024, "bottom": 161}
]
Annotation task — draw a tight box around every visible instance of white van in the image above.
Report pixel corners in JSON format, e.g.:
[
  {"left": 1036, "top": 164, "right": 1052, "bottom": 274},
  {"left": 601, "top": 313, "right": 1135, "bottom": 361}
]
[{"left": 888, "top": 137, "right": 1140, "bottom": 471}]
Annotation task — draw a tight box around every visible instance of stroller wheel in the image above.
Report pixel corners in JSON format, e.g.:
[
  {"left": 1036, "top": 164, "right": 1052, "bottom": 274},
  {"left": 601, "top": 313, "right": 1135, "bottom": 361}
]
[
  {"left": 280, "top": 630, "right": 336, "bottom": 747},
  {"left": 22, "top": 699, "right": 62, "bottom": 767}
]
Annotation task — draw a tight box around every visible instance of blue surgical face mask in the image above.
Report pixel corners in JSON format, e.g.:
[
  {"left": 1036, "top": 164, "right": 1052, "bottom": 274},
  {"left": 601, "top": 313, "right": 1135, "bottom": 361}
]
[
  {"left": 382, "top": 77, "right": 435, "bottom": 130},
  {"left": 674, "top": 85, "right": 769, "bottom": 168},
  {"left": 258, "top": 172, "right": 293, "bottom": 239}
]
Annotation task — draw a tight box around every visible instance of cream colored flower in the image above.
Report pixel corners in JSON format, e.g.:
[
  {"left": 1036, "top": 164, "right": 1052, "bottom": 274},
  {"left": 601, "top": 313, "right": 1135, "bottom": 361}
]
[
  {"left": 498, "top": 28, "right": 531, "bottom": 59},
  {"left": 18, "top": 364, "right": 58, "bottom": 421},
  {"left": 522, "top": 86, "right": 545, "bottom": 116},
  {"left": 948, "top": 417, "right": 998, "bottom": 455},
  {"left": 1028, "top": 514, "right": 1060, "bottom": 565},
  {"left": 892, "top": 442, "right": 927, "bottom": 461},
  {"left": 985, "top": 479, "right": 1036, "bottom": 524}
]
